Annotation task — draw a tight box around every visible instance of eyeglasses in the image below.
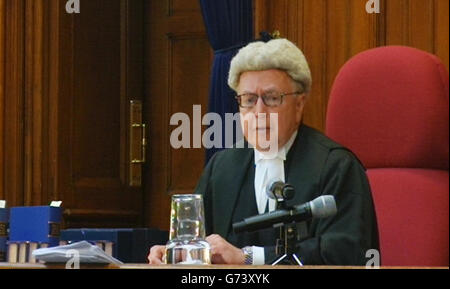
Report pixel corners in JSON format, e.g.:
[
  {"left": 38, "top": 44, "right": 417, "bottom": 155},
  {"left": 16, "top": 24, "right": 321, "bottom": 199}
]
[{"left": 235, "top": 91, "right": 303, "bottom": 108}]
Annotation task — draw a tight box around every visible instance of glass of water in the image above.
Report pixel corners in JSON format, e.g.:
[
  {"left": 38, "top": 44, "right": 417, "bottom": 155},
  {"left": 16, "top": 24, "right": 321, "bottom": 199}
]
[{"left": 164, "top": 194, "right": 211, "bottom": 265}]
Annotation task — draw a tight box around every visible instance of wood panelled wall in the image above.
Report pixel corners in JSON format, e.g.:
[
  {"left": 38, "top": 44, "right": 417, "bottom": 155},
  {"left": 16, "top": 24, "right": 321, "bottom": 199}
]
[
  {"left": 0, "top": 0, "right": 448, "bottom": 229},
  {"left": 0, "top": 0, "right": 63, "bottom": 207},
  {"left": 143, "top": 0, "right": 211, "bottom": 229},
  {"left": 255, "top": 0, "right": 449, "bottom": 132},
  {"left": 0, "top": 0, "right": 144, "bottom": 228},
  {"left": 1, "top": 0, "right": 26, "bottom": 205}
]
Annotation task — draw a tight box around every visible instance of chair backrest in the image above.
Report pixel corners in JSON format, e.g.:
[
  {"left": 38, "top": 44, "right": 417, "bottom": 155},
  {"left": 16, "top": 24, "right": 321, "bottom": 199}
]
[{"left": 326, "top": 46, "right": 449, "bottom": 266}]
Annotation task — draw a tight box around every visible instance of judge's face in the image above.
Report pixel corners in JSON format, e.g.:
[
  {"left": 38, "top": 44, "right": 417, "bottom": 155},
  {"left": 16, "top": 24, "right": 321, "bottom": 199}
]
[{"left": 237, "top": 69, "right": 306, "bottom": 152}]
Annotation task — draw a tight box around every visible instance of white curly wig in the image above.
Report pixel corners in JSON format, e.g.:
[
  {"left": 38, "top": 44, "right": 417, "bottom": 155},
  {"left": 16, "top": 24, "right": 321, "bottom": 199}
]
[{"left": 228, "top": 39, "right": 312, "bottom": 94}]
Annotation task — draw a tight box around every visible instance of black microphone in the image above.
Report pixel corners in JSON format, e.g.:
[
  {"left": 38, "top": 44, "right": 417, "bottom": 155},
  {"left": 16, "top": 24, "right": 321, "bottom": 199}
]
[
  {"left": 232, "top": 195, "right": 337, "bottom": 233},
  {"left": 266, "top": 180, "right": 295, "bottom": 201}
]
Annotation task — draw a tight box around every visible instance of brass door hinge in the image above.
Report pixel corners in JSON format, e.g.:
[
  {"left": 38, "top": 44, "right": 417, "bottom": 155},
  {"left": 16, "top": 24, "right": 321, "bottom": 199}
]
[{"left": 129, "top": 100, "right": 146, "bottom": 186}]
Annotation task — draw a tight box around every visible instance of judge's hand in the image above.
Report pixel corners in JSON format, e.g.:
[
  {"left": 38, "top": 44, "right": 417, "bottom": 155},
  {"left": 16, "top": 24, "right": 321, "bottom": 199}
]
[
  {"left": 148, "top": 245, "right": 165, "bottom": 264},
  {"left": 206, "top": 234, "right": 245, "bottom": 265}
]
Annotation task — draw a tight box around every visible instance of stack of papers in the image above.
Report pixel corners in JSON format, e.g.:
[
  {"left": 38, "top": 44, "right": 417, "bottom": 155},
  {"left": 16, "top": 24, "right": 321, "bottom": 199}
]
[{"left": 32, "top": 241, "right": 123, "bottom": 265}]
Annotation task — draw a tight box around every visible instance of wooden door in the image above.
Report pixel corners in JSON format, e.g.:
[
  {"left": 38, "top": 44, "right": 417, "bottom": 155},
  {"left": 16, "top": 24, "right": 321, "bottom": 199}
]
[
  {"left": 57, "top": 0, "right": 145, "bottom": 228},
  {"left": 144, "top": 0, "right": 212, "bottom": 230},
  {"left": 0, "top": 0, "right": 145, "bottom": 228}
]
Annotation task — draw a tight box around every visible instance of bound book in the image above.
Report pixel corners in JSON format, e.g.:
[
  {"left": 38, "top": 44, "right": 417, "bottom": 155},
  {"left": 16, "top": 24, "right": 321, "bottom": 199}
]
[
  {"left": 8, "top": 205, "right": 62, "bottom": 263},
  {"left": 9, "top": 205, "right": 62, "bottom": 247},
  {"left": 0, "top": 201, "right": 8, "bottom": 262}
]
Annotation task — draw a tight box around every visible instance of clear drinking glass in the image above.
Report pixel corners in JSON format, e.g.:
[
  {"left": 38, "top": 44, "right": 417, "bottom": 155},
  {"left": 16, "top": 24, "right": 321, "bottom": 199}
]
[{"left": 164, "top": 194, "right": 211, "bottom": 265}]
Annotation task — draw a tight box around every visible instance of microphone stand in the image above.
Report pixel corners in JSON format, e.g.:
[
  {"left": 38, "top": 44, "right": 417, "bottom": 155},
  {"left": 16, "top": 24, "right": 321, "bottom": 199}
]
[{"left": 270, "top": 198, "right": 304, "bottom": 266}]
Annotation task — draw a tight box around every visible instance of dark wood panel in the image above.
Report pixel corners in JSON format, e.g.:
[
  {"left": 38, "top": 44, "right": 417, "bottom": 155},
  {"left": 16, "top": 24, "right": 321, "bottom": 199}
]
[
  {"left": 286, "top": 0, "right": 300, "bottom": 43},
  {"left": 64, "top": 208, "right": 140, "bottom": 228},
  {"left": 409, "top": 0, "right": 434, "bottom": 52},
  {"left": 145, "top": 0, "right": 172, "bottom": 230},
  {"left": 3, "top": 0, "right": 25, "bottom": 206},
  {"left": 124, "top": 0, "right": 145, "bottom": 186},
  {"left": 0, "top": 0, "right": 145, "bottom": 227},
  {"left": 55, "top": 0, "right": 74, "bottom": 208},
  {"left": 254, "top": 0, "right": 269, "bottom": 35},
  {"left": 348, "top": 0, "right": 377, "bottom": 56},
  {"left": 0, "top": 0, "right": 5, "bottom": 200},
  {"left": 302, "top": 0, "right": 327, "bottom": 132},
  {"left": 47, "top": 0, "right": 62, "bottom": 203},
  {"left": 268, "top": 0, "right": 289, "bottom": 39},
  {"left": 54, "top": 0, "right": 144, "bottom": 227},
  {"left": 23, "top": 0, "right": 51, "bottom": 206},
  {"left": 325, "top": 0, "right": 351, "bottom": 131},
  {"left": 254, "top": 0, "right": 449, "bottom": 132},
  {"left": 169, "top": 0, "right": 201, "bottom": 16},
  {"left": 435, "top": 0, "right": 449, "bottom": 70},
  {"left": 1, "top": 0, "right": 447, "bottom": 232},
  {"left": 72, "top": 0, "right": 121, "bottom": 182},
  {"left": 168, "top": 34, "right": 210, "bottom": 194},
  {"left": 385, "top": 0, "right": 410, "bottom": 45},
  {"left": 144, "top": 0, "right": 210, "bottom": 230}
]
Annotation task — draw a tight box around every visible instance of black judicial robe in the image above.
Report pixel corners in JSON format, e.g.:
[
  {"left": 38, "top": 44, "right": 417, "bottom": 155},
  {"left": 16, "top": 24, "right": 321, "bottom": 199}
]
[{"left": 194, "top": 124, "right": 379, "bottom": 265}]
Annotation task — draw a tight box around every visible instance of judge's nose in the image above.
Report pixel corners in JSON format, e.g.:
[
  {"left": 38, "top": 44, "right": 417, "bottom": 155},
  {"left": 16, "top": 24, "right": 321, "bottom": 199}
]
[{"left": 253, "top": 96, "right": 269, "bottom": 116}]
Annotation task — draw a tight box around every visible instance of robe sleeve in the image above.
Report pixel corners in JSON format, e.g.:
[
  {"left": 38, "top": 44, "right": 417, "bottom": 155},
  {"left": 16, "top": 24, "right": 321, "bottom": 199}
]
[
  {"left": 265, "top": 149, "right": 379, "bottom": 265},
  {"left": 193, "top": 153, "right": 218, "bottom": 236}
]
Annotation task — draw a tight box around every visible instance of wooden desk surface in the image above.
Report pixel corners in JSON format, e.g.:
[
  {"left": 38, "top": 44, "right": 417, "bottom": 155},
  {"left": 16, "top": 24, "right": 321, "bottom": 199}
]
[{"left": 0, "top": 262, "right": 448, "bottom": 269}]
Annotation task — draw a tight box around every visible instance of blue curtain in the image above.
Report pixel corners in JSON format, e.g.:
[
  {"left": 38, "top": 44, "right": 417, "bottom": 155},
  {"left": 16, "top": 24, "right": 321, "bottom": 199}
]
[{"left": 199, "top": 0, "right": 254, "bottom": 163}]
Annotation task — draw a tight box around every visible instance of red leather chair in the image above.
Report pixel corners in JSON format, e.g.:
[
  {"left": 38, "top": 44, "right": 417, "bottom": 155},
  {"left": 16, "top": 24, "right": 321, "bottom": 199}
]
[{"left": 326, "top": 46, "right": 449, "bottom": 267}]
